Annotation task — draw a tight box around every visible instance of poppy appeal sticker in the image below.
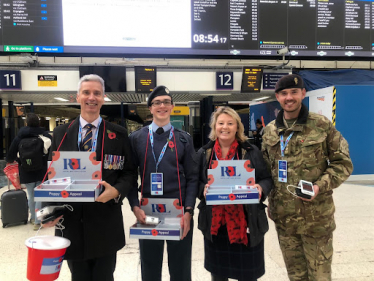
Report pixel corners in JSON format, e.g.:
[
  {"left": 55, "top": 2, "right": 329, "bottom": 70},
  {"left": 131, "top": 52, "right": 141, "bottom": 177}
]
[
  {"left": 244, "top": 160, "right": 254, "bottom": 172},
  {"left": 173, "top": 199, "right": 183, "bottom": 210},
  {"left": 61, "top": 190, "right": 69, "bottom": 198},
  {"left": 89, "top": 152, "right": 101, "bottom": 166}
]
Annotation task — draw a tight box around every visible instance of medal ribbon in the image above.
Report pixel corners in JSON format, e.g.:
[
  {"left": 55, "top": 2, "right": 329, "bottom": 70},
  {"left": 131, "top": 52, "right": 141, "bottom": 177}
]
[
  {"left": 280, "top": 132, "right": 294, "bottom": 158},
  {"left": 149, "top": 125, "right": 174, "bottom": 172}
]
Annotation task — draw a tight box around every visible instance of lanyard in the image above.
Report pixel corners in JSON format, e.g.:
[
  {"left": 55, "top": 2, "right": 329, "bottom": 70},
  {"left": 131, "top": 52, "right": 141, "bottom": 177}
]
[
  {"left": 280, "top": 132, "right": 294, "bottom": 158},
  {"left": 77, "top": 117, "right": 102, "bottom": 152},
  {"left": 149, "top": 124, "right": 174, "bottom": 172}
]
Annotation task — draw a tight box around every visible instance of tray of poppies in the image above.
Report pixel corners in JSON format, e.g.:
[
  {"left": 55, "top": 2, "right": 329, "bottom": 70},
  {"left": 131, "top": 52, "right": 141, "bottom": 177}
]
[
  {"left": 34, "top": 177, "right": 101, "bottom": 202},
  {"left": 129, "top": 198, "right": 183, "bottom": 241},
  {"left": 206, "top": 160, "right": 259, "bottom": 205}
]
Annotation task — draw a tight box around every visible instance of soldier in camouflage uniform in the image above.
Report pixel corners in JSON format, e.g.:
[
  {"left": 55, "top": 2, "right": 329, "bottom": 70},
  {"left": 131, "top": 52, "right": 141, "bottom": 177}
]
[{"left": 261, "top": 74, "right": 353, "bottom": 281}]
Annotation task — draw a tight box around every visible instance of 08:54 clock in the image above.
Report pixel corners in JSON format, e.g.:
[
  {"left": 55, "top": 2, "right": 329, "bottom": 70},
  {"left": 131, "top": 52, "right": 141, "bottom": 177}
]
[{"left": 193, "top": 34, "right": 227, "bottom": 44}]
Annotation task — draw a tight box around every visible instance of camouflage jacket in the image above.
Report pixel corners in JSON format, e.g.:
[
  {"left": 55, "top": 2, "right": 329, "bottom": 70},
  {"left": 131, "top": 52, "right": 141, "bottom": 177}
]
[{"left": 262, "top": 104, "right": 353, "bottom": 235}]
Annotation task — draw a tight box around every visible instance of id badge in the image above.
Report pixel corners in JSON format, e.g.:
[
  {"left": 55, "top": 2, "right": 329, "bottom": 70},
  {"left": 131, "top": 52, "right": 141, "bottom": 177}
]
[
  {"left": 278, "top": 160, "right": 287, "bottom": 183},
  {"left": 150, "top": 173, "right": 163, "bottom": 195}
]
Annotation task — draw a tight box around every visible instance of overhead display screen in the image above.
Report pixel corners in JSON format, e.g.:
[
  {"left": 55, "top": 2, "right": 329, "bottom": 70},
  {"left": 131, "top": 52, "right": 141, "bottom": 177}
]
[
  {"left": 241, "top": 67, "right": 263, "bottom": 93},
  {"left": 79, "top": 66, "right": 127, "bottom": 92},
  {"left": 134, "top": 67, "right": 157, "bottom": 93},
  {"left": 1, "top": 0, "right": 374, "bottom": 58}
]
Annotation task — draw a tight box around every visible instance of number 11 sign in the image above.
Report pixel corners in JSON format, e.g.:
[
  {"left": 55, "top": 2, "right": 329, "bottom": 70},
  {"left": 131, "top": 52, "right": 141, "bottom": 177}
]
[{"left": 0, "top": 70, "right": 21, "bottom": 90}]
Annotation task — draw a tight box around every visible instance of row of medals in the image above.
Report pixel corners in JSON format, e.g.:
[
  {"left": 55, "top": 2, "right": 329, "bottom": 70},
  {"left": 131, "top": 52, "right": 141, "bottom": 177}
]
[{"left": 104, "top": 155, "right": 125, "bottom": 170}]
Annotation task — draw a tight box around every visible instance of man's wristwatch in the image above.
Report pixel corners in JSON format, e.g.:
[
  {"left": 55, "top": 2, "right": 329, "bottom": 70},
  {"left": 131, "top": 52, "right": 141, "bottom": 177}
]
[{"left": 184, "top": 208, "right": 194, "bottom": 216}]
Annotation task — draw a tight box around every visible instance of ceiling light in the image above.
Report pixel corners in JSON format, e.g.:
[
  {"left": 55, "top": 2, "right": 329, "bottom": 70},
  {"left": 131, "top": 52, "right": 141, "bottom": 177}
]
[
  {"left": 45, "top": 117, "right": 51, "bottom": 120},
  {"left": 104, "top": 97, "right": 111, "bottom": 101},
  {"left": 253, "top": 96, "right": 270, "bottom": 101},
  {"left": 54, "top": 97, "right": 69, "bottom": 102}
]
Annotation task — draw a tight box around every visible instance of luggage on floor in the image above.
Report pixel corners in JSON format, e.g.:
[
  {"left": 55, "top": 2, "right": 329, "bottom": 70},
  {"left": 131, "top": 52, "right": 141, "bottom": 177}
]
[{"left": 1, "top": 180, "right": 28, "bottom": 228}]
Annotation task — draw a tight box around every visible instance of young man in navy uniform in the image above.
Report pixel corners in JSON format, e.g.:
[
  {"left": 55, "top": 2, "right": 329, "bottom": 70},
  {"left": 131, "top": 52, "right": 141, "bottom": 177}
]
[
  {"left": 44, "top": 74, "right": 137, "bottom": 281},
  {"left": 128, "top": 86, "right": 198, "bottom": 281}
]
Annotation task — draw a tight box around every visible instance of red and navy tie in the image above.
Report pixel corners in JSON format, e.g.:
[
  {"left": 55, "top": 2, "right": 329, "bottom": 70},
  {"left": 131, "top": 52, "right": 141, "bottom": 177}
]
[{"left": 82, "top": 124, "right": 94, "bottom": 151}]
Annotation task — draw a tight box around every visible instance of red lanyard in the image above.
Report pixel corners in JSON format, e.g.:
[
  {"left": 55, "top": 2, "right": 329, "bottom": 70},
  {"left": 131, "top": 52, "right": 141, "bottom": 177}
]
[{"left": 140, "top": 131, "right": 183, "bottom": 216}]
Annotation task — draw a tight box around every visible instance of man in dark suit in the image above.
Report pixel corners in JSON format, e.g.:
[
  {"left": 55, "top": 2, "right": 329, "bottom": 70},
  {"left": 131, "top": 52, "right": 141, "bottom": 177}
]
[{"left": 44, "top": 74, "right": 137, "bottom": 281}]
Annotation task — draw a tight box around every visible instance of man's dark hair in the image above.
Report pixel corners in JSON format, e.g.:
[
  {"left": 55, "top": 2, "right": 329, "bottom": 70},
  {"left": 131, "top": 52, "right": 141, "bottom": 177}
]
[
  {"left": 26, "top": 113, "right": 40, "bottom": 127},
  {"left": 256, "top": 119, "right": 262, "bottom": 125}
]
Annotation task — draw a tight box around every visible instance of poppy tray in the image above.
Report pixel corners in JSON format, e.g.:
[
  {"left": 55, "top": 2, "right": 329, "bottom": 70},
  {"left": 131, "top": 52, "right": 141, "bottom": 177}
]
[
  {"left": 206, "top": 185, "right": 259, "bottom": 205},
  {"left": 130, "top": 218, "right": 182, "bottom": 241},
  {"left": 34, "top": 178, "right": 101, "bottom": 202}
]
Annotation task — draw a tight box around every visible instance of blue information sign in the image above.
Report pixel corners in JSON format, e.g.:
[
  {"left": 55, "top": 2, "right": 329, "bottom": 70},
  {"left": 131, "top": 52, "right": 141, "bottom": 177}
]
[
  {"left": 216, "top": 72, "right": 233, "bottom": 90},
  {"left": 262, "top": 73, "right": 289, "bottom": 90},
  {"left": 0, "top": 70, "right": 21, "bottom": 90}
]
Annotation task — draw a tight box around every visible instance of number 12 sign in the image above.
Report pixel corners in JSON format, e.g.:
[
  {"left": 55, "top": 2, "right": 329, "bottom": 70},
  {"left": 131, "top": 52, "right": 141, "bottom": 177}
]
[
  {"left": 0, "top": 70, "right": 21, "bottom": 90},
  {"left": 216, "top": 72, "right": 233, "bottom": 90}
]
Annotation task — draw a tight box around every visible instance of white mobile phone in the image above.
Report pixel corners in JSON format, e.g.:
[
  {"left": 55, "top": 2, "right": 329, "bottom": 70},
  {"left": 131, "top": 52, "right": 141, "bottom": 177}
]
[{"left": 299, "top": 180, "right": 315, "bottom": 197}]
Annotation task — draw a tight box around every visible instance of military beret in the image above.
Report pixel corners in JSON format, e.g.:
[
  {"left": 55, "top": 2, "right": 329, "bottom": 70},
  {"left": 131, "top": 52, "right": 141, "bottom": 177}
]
[
  {"left": 147, "top": 85, "right": 172, "bottom": 107},
  {"left": 275, "top": 74, "right": 305, "bottom": 93}
]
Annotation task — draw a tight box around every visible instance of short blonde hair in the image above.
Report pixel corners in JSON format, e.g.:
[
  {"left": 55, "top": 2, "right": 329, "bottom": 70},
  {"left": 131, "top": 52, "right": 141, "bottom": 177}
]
[{"left": 208, "top": 106, "right": 247, "bottom": 143}]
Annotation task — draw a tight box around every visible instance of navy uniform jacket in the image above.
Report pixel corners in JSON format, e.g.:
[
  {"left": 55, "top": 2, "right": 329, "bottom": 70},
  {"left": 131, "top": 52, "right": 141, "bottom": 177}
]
[
  {"left": 50, "top": 116, "right": 137, "bottom": 261},
  {"left": 127, "top": 126, "right": 198, "bottom": 209}
]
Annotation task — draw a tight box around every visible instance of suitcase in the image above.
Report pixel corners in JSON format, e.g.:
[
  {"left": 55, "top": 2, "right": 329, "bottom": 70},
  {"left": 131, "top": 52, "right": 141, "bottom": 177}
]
[{"left": 1, "top": 180, "right": 28, "bottom": 228}]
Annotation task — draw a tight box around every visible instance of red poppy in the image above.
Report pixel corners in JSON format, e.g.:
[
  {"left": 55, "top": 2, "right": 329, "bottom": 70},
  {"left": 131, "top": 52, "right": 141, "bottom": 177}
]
[
  {"left": 61, "top": 190, "right": 69, "bottom": 198},
  {"left": 229, "top": 193, "right": 236, "bottom": 201},
  {"left": 168, "top": 141, "right": 174, "bottom": 149},
  {"left": 227, "top": 166, "right": 235, "bottom": 176},
  {"left": 92, "top": 171, "right": 101, "bottom": 180},
  {"left": 207, "top": 174, "right": 214, "bottom": 185},
  {"left": 48, "top": 167, "right": 56, "bottom": 179},
  {"left": 70, "top": 159, "right": 79, "bottom": 170},
  {"left": 211, "top": 160, "right": 218, "bottom": 169},
  {"left": 244, "top": 160, "right": 254, "bottom": 172},
  {"left": 108, "top": 132, "right": 116, "bottom": 139},
  {"left": 89, "top": 152, "right": 101, "bottom": 165},
  {"left": 173, "top": 199, "right": 183, "bottom": 210},
  {"left": 152, "top": 229, "right": 158, "bottom": 236},
  {"left": 52, "top": 151, "right": 60, "bottom": 161},
  {"left": 246, "top": 177, "right": 255, "bottom": 186},
  {"left": 140, "top": 198, "right": 149, "bottom": 206}
]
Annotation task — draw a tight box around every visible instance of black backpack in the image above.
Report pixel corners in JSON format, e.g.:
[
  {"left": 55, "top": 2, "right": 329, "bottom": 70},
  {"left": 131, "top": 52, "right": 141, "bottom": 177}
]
[{"left": 18, "top": 136, "right": 44, "bottom": 172}]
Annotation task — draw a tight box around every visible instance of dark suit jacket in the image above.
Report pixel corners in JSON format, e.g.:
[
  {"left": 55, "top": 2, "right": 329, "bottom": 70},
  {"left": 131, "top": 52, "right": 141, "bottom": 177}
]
[{"left": 50, "top": 116, "right": 137, "bottom": 261}]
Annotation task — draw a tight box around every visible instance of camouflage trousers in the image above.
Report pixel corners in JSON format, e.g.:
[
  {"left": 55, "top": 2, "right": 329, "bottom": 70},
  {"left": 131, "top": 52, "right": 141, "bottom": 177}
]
[{"left": 276, "top": 226, "right": 333, "bottom": 281}]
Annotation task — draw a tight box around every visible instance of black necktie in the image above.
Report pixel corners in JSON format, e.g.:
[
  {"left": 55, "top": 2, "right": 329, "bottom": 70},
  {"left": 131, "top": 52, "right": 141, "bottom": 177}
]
[
  {"left": 156, "top": 127, "right": 164, "bottom": 135},
  {"left": 82, "top": 124, "right": 94, "bottom": 151}
]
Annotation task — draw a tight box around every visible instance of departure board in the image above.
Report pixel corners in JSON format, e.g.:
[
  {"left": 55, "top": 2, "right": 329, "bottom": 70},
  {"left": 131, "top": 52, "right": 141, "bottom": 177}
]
[
  {"left": 241, "top": 67, "right": 263, "bottom": 93},
  {"left": 134, "top": 67, "right": 157, "bottom": 93},
  {"left": 1, "top": 0, "right": 374, "bottom": 58}
]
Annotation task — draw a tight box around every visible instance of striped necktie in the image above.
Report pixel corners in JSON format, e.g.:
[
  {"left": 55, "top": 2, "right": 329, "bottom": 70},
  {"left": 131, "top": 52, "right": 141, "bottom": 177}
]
[{"left": 82, "top": 124, "right": 94, "bottom": 151}]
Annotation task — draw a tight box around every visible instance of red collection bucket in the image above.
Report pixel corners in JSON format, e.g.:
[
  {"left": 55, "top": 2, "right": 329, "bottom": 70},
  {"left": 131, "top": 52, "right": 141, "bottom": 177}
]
[{"left": 25, "top": 236, "right": 71, "bottom": 281}]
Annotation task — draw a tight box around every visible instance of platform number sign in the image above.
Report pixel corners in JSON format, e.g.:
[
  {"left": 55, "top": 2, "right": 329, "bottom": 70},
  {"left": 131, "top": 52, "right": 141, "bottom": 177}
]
[
  {"left": 216, "top": 72, "right": 233, "bottom": 90},
  {"left": 0, "top": 70, "right": 21, "bottom": 90}
]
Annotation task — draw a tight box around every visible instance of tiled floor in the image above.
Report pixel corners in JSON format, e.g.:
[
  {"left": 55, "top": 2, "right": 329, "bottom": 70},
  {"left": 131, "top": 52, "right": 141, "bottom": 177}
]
[{"left": 0, "top": 181, "right": 373, "bottom": 281}]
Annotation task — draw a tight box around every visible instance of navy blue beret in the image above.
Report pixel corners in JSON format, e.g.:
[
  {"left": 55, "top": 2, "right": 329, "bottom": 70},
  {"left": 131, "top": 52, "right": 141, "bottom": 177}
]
[
  {"left": 275, "top": 74, "right": 305, "bottom": 93},
  {"left": 147, "top": 85, "right": 172, "bottom": 107}
]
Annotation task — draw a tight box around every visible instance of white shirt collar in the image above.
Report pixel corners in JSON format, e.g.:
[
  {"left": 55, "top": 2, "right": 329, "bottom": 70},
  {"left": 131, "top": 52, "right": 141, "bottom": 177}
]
[{"left": 80, "top": 115, "right": 101, "bottom": 128}]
